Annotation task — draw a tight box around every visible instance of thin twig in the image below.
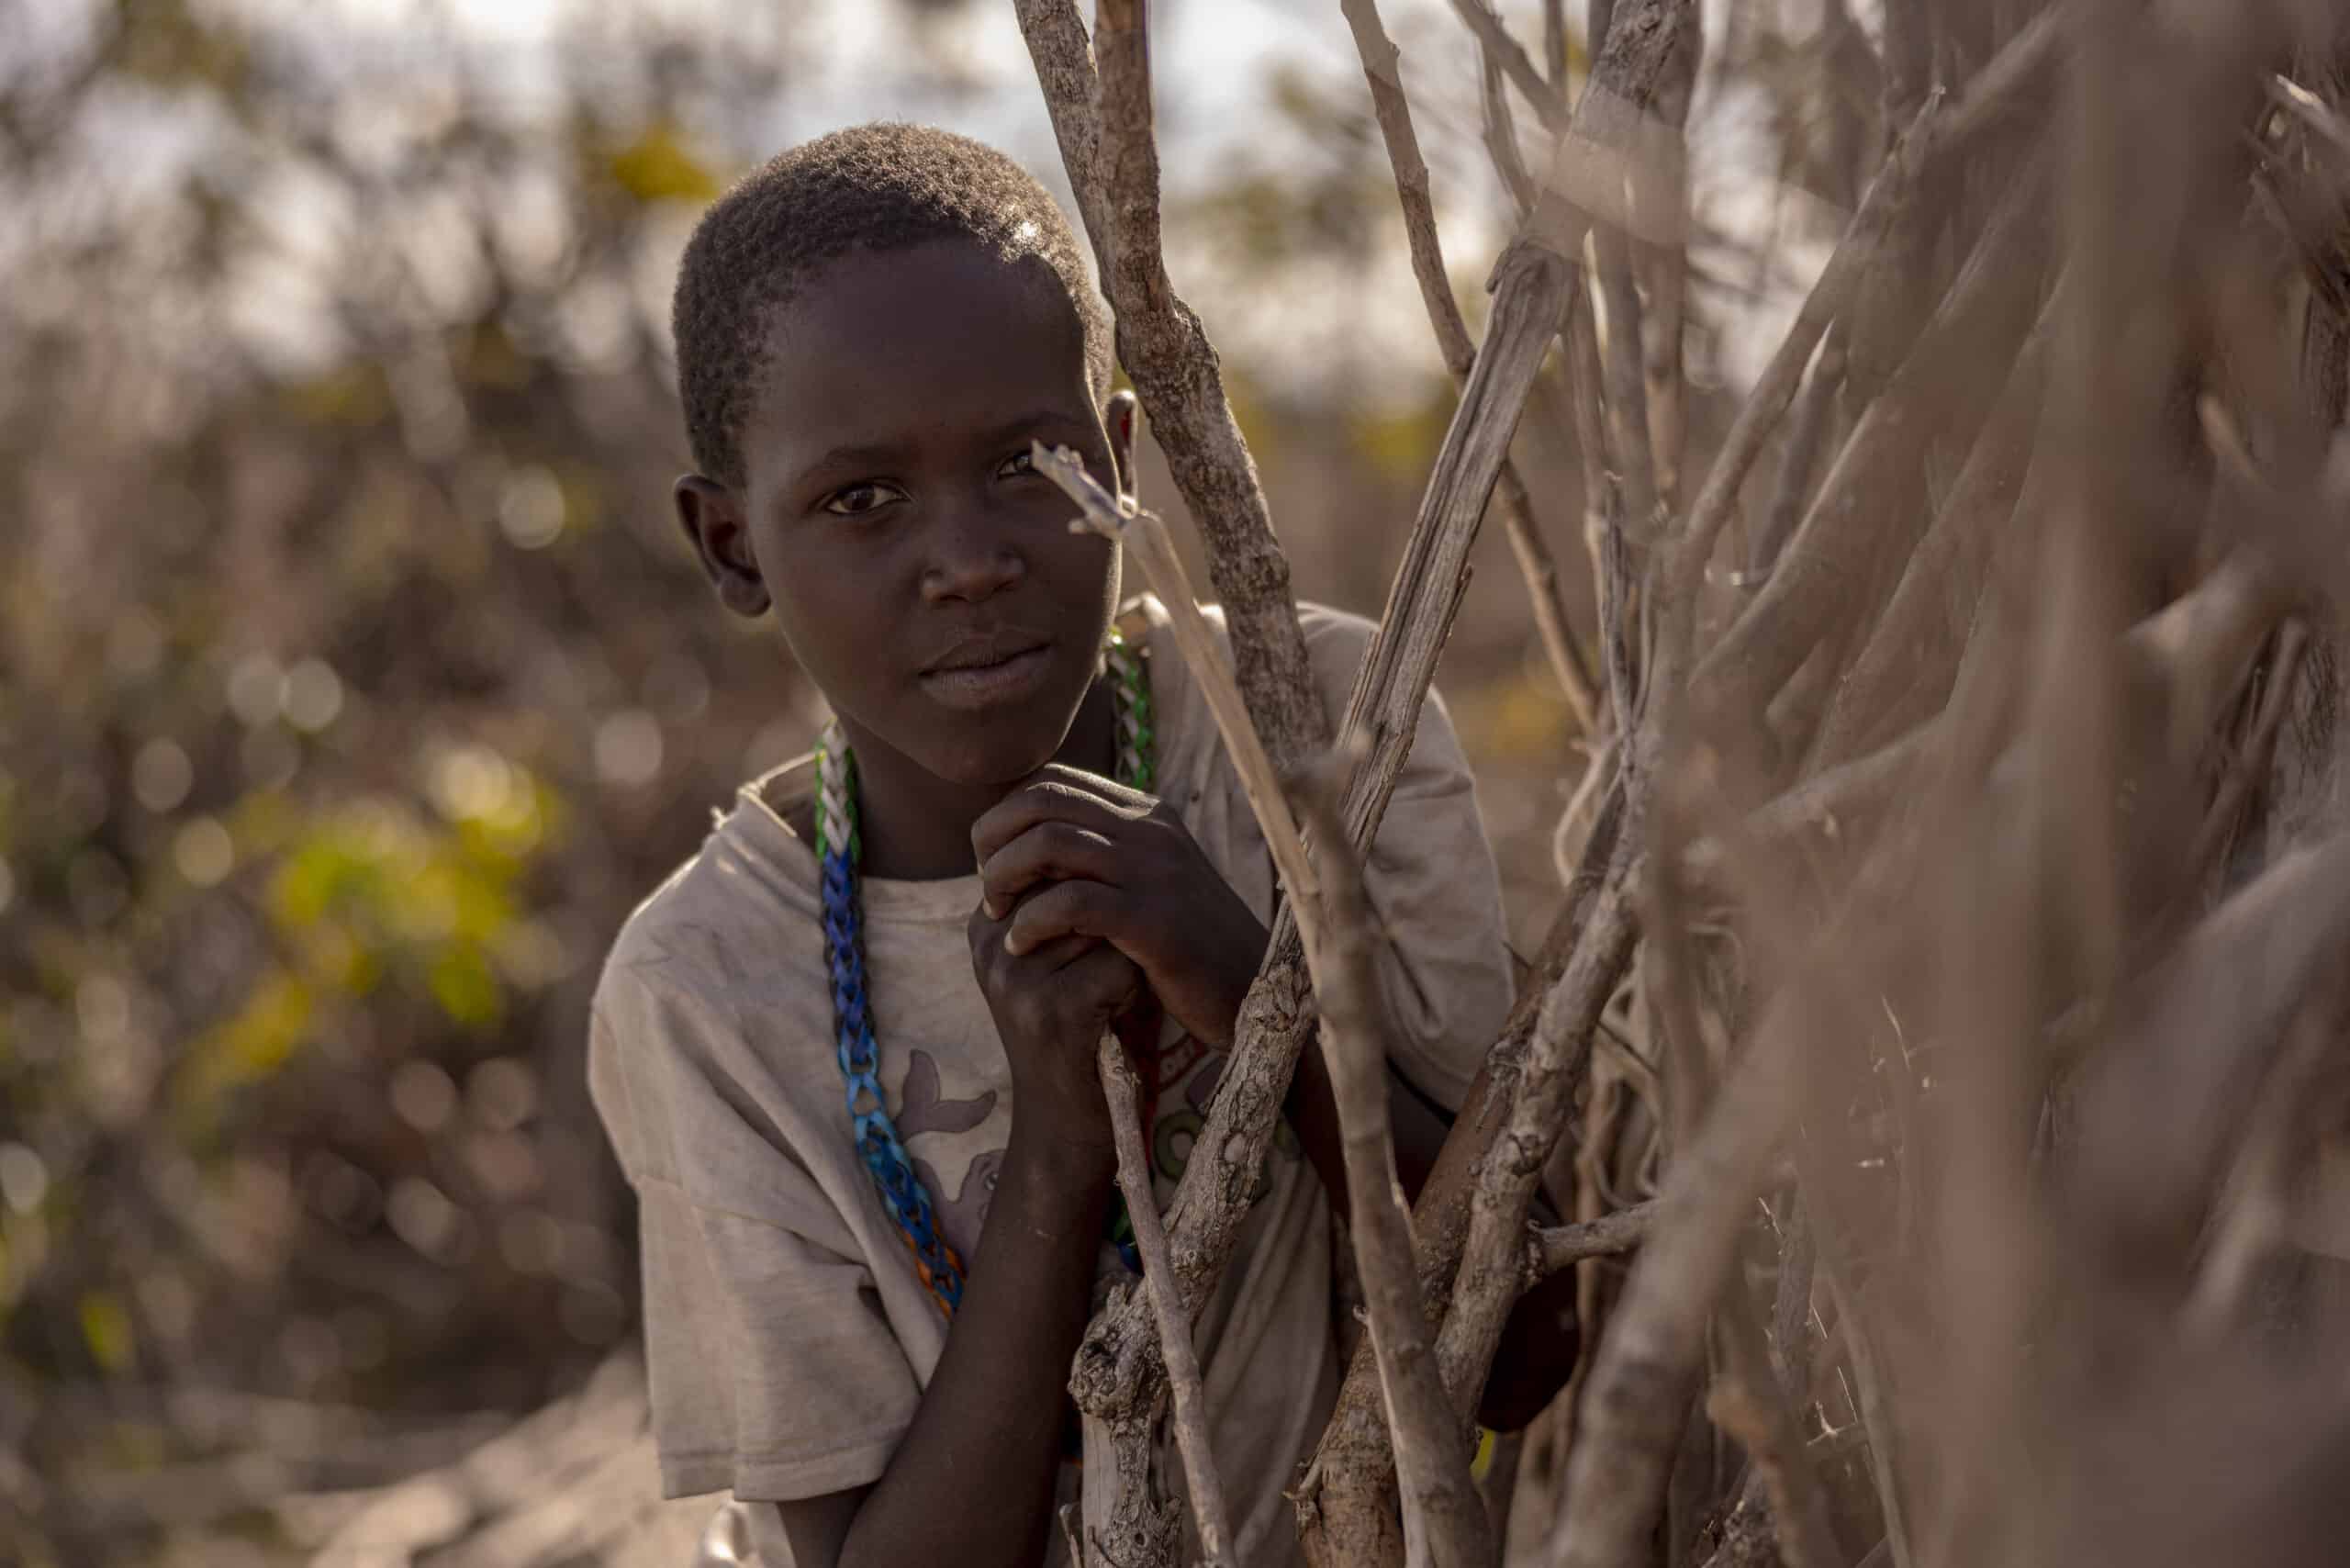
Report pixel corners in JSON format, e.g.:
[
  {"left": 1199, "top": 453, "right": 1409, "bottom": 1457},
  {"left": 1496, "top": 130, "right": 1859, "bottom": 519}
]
[
  {"left": 1436, "top": 848, "right": 1643, "bottom": 1413},
  {"left": 1750, "top": 325, "right": 1845, "bottom": 578},
  {"left": 1039, "top": 442, "right": 1323, "bottom": 925},
  {"left": 1479, "top": 27, "right": 1540, "bottom": 219},
  {"left": 1655, "top": 92, "right": 1945, "bottom": 711},
  {"left": 1709, "top": 1302, "right": 1845, "bottom": 1568},
  {"left": 1527, "top": 1200, "right": 1655, "bottom": 1279},
  {"left": 1820, "top": 1271, "right": 1913, "bottom": 1568},
  {"left": 2188, "top": 621, "right": 2310, "bottom": 882},
  {"left": 1449, "top": 0, "right": 1568, "bottom": 133},
  {"left": 1098, "top": 1036, "right": 1234, "bottom": 1568}
]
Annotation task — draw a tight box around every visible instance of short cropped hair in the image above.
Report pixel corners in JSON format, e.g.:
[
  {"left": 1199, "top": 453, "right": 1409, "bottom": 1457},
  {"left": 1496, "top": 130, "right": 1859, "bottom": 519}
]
[{"left": 672, "top": 122, "right": 1115, "bottom": 489}]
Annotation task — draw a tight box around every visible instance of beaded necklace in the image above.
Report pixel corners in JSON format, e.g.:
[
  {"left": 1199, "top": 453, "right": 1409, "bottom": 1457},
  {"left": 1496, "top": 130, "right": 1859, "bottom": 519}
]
[{"left": 813, "top": 627, "right": 1157, "bottom": 1318}]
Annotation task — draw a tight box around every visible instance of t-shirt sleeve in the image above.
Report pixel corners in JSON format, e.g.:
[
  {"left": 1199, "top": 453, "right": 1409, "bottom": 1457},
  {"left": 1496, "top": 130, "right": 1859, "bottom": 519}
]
[
  {"left": 1302, "top": 607, "right": 1516, "bottom": 1113},
  {"left": 588, "top": 958, "right": 920, "bottom": 1504}
]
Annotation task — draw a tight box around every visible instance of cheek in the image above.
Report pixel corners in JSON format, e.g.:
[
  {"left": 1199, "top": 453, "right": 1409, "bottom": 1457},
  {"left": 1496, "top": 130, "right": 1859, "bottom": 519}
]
[{"left": 755, "top": 539, "right": 895, "bottom": 688}]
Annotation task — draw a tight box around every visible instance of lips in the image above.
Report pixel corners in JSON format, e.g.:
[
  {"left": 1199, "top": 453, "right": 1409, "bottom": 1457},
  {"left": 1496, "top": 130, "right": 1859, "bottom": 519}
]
[{"left": 917, "top": 631, "right": 1058, "bottom": 711}]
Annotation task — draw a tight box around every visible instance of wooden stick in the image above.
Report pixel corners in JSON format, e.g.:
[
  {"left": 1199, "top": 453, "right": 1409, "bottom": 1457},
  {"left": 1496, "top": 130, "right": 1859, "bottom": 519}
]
[
  {"left": 1294, "top": 780, "right": 1493, "bottom": 1568},
  {"left": 1527, "top": 1199, "right": 1655, "bottom": 1279},
  {"left": 1692, "top": 150, "right": 2052, "bottom": 724},
  {"left": 1448, "top": 0, "right": 1568, "bottom": 133},
  {"left": 1546, "top": 996, "right": 1804, "bottom": 1568},
  {"left": 1709, "top": 1298, "right": 1844, "bottom": 1568},
  {"left": 1013, "top": 0, "right": 1329, "bottom": 773},
  {"left": 1041, "top": 443, "right": 1323, "bottom": 922},
  {"left": 1340, "top": 0, "right": 1600, "bottom": 734},
  {"left": 1435, "top": 854, "right": 1642, "bottom": 1413},
  {"left": 1098, "top": 1036, "right": 1234, "bottom": 1568}
]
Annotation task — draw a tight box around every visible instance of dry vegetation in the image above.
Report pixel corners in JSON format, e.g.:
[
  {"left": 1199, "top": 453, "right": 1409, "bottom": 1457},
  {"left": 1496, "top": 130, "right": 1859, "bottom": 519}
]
[
  {"left": 12, "top": 1, "right": 2350, "bottom": 1565},
  {"left": 1014, "top": 2, "right": 2350, "bottom": 1566}
]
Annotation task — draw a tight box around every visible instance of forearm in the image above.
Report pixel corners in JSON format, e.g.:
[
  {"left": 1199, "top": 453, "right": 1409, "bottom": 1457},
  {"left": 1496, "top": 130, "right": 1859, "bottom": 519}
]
[
  {"left": 1283, "top": 1026, "right": 1452, "bottom": 1219},
  {"left": 837, "top": 1129, "right": 1113, "bottom": 1568}
]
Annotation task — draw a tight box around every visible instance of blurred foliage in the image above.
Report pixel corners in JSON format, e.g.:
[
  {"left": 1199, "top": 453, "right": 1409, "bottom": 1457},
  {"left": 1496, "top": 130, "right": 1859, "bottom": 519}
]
[{"left": 0, "top": 1, "right": 817, "bottom": 1559}]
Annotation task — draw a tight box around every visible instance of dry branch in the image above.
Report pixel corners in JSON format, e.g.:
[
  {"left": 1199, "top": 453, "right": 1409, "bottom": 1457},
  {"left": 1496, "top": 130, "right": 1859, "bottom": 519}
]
[
  {"left": 1807, "top": 296, "right": 2056, "bottom": 769},
  {"left": 1547, "top": 996, "right": 1804, "bottom": 1568},
  {"left": 1341, "top": 0, "right": 1601, "bottom": 734},
  {"left": 1449, "top": 0, "right": 1568, "bottom": 134},
  {"left": 1014, "top": 0, "right": 1328, "bottom": 770},
  {"left": 1751, "top": 326, "right": 1845, "bottom": 577},
  {"left": 1694, "top": 146, "right": 2053, "bottom": 725},
  {"left": 1098, "top": 1036, "right": 1233, "bottom": 1568},
  {"left": 1528, "top": 1200, "right": 1656, "bottom": 1279},
  {"left": 1296, "top": 775, "right": 1625, "bottom": 1568},
  {"left": 1436, "top": 857, "right": 1642, "bottom": 1414},
  {"left": 1041, "top": 94, "right": 1581, "bottom": 1568},
  {"left": 1293, "top": 781, "right": 1493, "bottom": 1568},
  {"left": 1709, "top": 1304, "right": 1843, "bottom": 1568}
]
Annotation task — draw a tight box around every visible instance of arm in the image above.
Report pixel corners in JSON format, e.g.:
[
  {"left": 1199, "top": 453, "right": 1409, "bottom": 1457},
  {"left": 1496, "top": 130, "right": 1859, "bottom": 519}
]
[
  {"left": 778, "top": 907, "right": 1143, "bottom": 1568},
  {"left": 975, "top": 767, "right": 1578, "bottom": 1434},
  {"left": 778, "top": 1130, "right": 1115, "bottom": 1568}
]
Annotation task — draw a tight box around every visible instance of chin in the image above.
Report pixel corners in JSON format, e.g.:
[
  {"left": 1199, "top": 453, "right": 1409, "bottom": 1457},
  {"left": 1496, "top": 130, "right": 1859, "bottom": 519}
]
[{"left": 909, "top": 708, "right": 1079, "bottom": 790}]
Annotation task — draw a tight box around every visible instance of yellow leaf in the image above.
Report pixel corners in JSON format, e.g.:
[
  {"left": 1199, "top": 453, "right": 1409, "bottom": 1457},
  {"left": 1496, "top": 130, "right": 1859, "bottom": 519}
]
[{"left": 607, "top": 123, "right": 721, "bottom": 205}]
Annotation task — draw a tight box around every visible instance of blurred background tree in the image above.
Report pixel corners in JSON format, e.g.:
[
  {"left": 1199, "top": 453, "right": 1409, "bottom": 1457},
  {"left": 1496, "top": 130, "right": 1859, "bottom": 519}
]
[{"left": 0, "top": 1, "right": 1874, "bottom": 1561}]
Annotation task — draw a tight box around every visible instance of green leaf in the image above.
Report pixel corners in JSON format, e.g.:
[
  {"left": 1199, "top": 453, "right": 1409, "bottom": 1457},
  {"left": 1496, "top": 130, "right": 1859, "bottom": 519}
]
[{"left": 79, "top": 1290, "right": 137, "bottom": 1375}]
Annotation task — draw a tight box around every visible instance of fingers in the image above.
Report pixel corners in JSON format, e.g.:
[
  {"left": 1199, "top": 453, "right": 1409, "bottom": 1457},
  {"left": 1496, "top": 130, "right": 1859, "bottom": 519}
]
[
  {"left": 1003, "top": 878, "right": 1125, "bottom": 958},
  {"left": 980, "top": 821, "right": 1121, "bottom": 920},
  {"left": 1058, "top": 940, "right": 1144, "bottom": 1018},
  {"left": 968, "top": 902, "right": 1096, "bottom": 969},
  {"left": 970, "top": 765, "right": 1151, "bottom": 864}
]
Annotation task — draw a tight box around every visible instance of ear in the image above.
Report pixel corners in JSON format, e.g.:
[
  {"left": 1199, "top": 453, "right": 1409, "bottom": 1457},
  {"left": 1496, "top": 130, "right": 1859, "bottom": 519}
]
[
  {"left": 675, "top": 476, "right": 771, "bottom": 619},
  {"left": 1103, "top": 388, "right": 1140, "bottom": 501}
]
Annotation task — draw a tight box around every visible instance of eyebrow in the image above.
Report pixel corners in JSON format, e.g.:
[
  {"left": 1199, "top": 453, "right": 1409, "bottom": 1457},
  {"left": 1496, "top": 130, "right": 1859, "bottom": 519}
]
[
  {"left": 978, "top": 409, "right": 1092, "bottom": 451},
  {"left": 790, "top": 409, "right": 1091, "bottom": 488},
  {"left": 797, "top": 441, "right": 905, "bottom": 479}
]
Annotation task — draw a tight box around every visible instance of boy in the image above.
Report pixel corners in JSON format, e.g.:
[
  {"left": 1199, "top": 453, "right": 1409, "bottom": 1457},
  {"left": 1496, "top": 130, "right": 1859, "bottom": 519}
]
[{"left": 588, "top": 123, "right": 1563, "bottom": 1568}]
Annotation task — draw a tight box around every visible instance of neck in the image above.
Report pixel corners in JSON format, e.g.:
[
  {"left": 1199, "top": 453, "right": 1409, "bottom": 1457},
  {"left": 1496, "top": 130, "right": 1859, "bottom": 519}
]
[{"left": 840, "top": 676, "right": 1118, "bottom": 880}]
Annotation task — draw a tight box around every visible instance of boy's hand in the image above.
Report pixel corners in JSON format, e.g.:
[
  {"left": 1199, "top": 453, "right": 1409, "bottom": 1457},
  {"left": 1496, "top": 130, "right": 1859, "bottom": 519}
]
[
  {"left": 968, "top": 902, "right": 1142, "bottom": 1156},
  {"left": 973, "top": 765, "right": 1270, "bottom": 1051}
]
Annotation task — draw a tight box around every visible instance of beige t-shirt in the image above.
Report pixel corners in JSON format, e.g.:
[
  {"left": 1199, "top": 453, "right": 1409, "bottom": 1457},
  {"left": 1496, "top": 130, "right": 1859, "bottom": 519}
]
[{"left": 588, "top": 597, "right": 1513, "bottom": 1567}]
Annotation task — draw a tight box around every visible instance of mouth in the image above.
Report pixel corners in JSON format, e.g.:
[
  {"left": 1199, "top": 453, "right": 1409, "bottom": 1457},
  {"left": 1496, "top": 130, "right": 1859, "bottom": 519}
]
[{"left": 917, "top": 638, "right": 1057, "bottom": 711}]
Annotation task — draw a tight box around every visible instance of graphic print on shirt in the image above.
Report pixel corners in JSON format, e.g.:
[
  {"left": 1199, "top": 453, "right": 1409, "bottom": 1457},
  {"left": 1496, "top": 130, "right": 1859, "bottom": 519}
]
[
  {"left": 890, "top": 1047, "right": 1003, "bottom": 1262},
  {"left": 912, "top": 1146, "right": 1003, "bottom": 1263},
  {"left": 1150, "top": 1045, "right": 1302, "bottom": 1200}
]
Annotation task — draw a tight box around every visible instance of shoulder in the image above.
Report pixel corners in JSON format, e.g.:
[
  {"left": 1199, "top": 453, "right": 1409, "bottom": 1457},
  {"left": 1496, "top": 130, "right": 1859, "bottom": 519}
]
[
  {"left": 588, "top": 769, "right": 826, "bottom": 1113},
  {"left": 599, "top": 760, "right": 822, "bottom": 1000},
  {"left": 1127, "top": 595, "right": 1396, "bottom": 716},
  {"left": 588, "top": 767, "right": 845, "bottom": 1195}
]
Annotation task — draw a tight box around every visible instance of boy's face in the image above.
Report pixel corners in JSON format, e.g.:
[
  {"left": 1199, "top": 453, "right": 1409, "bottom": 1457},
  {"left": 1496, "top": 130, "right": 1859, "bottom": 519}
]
[{"left": 678, "top": 239, "right": 1132, "bottom": 792}]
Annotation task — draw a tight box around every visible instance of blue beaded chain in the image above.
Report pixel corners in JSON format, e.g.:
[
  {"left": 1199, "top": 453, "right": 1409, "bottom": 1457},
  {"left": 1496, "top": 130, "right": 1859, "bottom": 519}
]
[{"left": 818, "top": 629, "right": 1157, "bottom": 1318}]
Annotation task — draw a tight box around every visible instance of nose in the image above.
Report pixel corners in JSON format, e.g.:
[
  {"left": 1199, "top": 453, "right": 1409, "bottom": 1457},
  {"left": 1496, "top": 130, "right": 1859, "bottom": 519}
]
[{"left": 919, "top": 499, "right": 1025, "bottom": 604}]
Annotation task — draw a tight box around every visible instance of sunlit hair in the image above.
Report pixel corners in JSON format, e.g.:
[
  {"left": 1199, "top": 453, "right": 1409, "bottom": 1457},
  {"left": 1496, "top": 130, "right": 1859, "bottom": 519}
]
[{"left": 672, "top": 121, "right": 1114, "bottom": 490}]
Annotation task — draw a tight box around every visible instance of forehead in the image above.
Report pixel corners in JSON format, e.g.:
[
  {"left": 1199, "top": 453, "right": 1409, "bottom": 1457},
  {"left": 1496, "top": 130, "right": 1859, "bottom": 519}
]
[{"left": 749, "top": 240, "right": 1094, "bottom": 462}]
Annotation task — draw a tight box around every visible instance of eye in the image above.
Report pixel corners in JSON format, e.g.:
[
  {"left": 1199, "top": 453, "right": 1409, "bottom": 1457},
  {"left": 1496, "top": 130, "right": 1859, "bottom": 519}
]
[
  {"left": 996, "top": 448, "right": 1039, "bottom": 480},
  {"left": 822, "top": 480, "right": 908, "bottom": 518}
]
